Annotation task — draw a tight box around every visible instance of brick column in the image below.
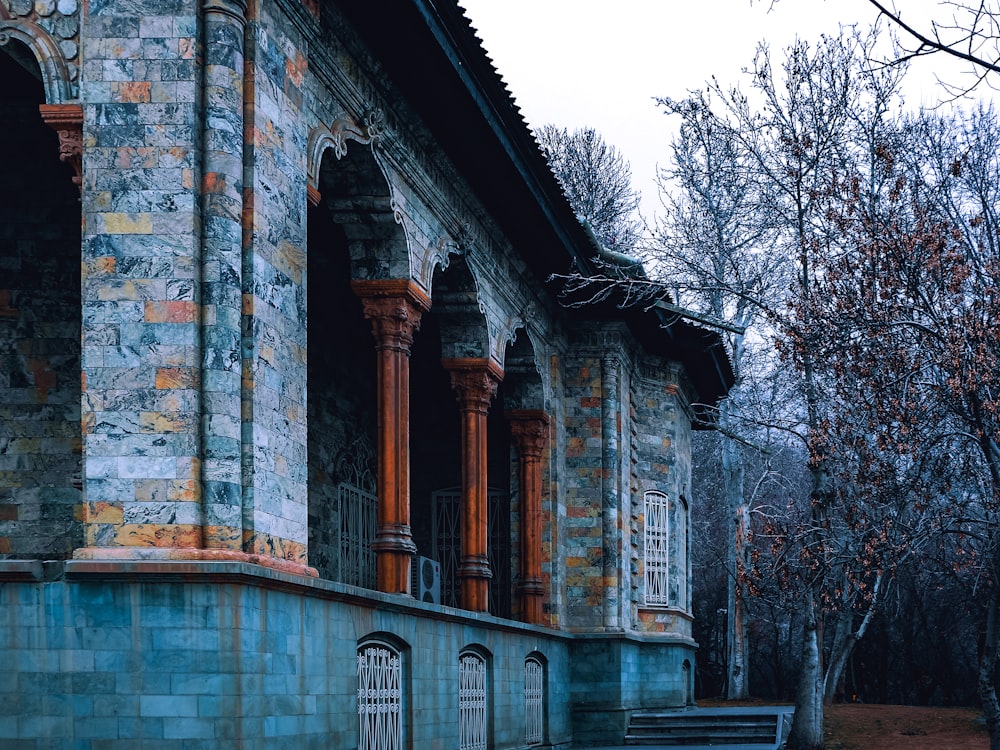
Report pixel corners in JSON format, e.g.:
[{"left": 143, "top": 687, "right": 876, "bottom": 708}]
[
  {"left": 353, "top": 279, "right": 430, "bottom": 595},
  {"left": 507, "top": 409, "right": 549, "bottom": 625},
  {"left": 443, "top": 358, "right": 502, "bottom": 612}
]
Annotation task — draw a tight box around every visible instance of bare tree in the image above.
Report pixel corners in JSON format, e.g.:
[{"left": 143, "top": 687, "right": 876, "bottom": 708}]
[
  {"left": 535, "top": 125, "right": 642, "bottom": 249},
  {"left": 809, "top": 100, "right": 1000, "bottom": 749},
  {"left": 654, "top": 89, "right": 786, "bottom": 700}
]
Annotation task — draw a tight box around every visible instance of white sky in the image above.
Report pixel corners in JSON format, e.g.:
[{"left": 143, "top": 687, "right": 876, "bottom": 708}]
[{"left": 458, "top": 0, "right": 988, "bottom": 221}]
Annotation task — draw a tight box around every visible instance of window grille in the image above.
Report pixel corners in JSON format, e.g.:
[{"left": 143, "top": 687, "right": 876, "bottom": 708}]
[
  {"left": 432, "top": 488, "right": 511, "bottom": 616},
  {"left": 338, "top": 482, "right": 377, "bottom": 590},
  {"left": 644, "top": 490, "right": 670, "bottom": 606},
  {"left": 524, "top": 657, "right": 544, "bottom": 745},
  {"left": 459, "top": 652, "right": 488, "bottom": 750},
  {"left": 357, "top": 644, "right": 402, "bottom": 750}
]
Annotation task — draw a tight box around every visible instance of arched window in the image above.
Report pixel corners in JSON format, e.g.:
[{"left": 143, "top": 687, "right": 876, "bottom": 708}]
[
  {"left": 644, "top": 490, "right": 670, "bottom": 606},
  {"left": 524, "top": 655, "right": 545, "bottom": 745},
  {"left": 459, "top": 649, "right": 488, "bottom": 750},
  {"left": 358, "top": 640, "right": 403, "bottom": 750}
]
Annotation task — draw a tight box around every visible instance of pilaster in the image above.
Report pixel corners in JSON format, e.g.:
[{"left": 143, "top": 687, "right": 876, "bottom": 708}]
[{"left": 200, "top": 0, "right": 247, "bottom": 551}]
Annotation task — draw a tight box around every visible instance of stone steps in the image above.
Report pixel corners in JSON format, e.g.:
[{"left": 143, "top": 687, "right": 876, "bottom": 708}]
[{"left": 624, "top": 707, "right": 792, "bottom": 747}]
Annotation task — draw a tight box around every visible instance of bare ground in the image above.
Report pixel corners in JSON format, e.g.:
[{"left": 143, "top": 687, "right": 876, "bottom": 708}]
[{"left": 823, "top": 704, "right": 987, "bottom": 750}]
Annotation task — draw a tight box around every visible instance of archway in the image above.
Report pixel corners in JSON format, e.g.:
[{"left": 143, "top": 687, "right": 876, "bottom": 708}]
[
  {"left": 0, "top": 45, "right": 81, "bottom": 558},
  {"left": 306, "top": 127, "right": 413, "bottom": 586}
]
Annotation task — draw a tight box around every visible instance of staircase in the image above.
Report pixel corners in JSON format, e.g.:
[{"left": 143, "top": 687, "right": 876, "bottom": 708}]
[{"left": 624, "top": 706, "right": 793, "bottom": 748}]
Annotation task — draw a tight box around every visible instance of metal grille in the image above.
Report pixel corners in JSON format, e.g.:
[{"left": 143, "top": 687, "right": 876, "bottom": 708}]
[
  {"left": 459, "top": 653, "right": 488, "bottom": 750},
  {"left": 524, "top": 657, "right": 544, "bottom": 745},
  {"left": 338, "top": 482, "right": 377, "bottom": 590},
  {"left": 644, "top": 490, "right": 670, "bottom": 606},
  {"left": 432, "top": 488, "right": 511, "bottom": 616},
  {"left": 357, "top": 645, "right": 401, "bottom": 750}
]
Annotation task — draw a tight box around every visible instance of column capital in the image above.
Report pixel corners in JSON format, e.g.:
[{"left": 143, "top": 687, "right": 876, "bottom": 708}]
[
  {"left": 353, "top": 279, "right": 431, "bottom": 354},
  {"left": 443, "top": 358, "right": 503, "bottom": 413},
  {"left": 506, "top": 409, "right": 550, "bottom": 458}
]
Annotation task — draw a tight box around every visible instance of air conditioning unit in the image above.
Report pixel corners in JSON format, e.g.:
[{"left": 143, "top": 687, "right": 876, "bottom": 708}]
[{"left": 412, "top": 555, "right": 441, "bottom": 604}]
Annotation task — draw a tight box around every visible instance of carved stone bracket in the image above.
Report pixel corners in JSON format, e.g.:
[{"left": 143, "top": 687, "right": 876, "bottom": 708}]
[{"left": 38, "top": 102, "right": 82, "bottom": 193}]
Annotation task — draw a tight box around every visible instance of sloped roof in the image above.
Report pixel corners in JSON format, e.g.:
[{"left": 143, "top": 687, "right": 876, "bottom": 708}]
[{"left": 335, "top": 0, "right": 734, "bottom": 410}]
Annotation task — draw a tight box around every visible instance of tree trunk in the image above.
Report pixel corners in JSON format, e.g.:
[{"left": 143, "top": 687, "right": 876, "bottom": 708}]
[
  {"left": 823, "top": 574, "right": 882, "bottom": 705},
  {"left": 722, "top": 399, "right": 750, "bottom": 700},
  {"left": 978, "top": 590, "right": 1000, "bottom": 750},
  {"left": 786, "top": 598, "right": 825, "bottom": 750},
  {"left": 823, "top": 617, "right": 855, "bottom": 706}
]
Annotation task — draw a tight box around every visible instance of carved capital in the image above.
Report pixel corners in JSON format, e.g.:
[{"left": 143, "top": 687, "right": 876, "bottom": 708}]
[
  {"left": 443, "top": 358, "right": 503, "bottom": 414},
  {"left": 506, "top": 409, "right": 550, "bottom": 459},
  {"left": 39, "top": 103, "right": 82, "bottom": 193},
  {"left": 352, "top": 279, "right": 431, "bottom": 354}
]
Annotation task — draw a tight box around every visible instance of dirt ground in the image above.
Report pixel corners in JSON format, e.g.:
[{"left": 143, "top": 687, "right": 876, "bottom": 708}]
[{"left": 824, "top": 704, "right": 988, "bottom": 750}]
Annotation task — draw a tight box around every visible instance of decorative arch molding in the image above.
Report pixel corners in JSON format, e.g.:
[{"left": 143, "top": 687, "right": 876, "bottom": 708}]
[
  {"left": 306, "top": 110, "right": 384, "bottom": 204},
  {"left": 431, "top": 254, "right": 492, "bottom": 362},
  {"left": 0, "top": 15, "right": 76, "bottom": 104},
  {"left": 308, "top": 111, "right": 416, "bottom": 282},
  {"left": 502, "top": 326, "right": 546, "bottom": 412}
]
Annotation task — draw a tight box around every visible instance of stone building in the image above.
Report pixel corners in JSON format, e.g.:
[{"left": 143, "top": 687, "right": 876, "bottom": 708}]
[{"left": 0, "top": 0, "right": 732, "bottom": 747}]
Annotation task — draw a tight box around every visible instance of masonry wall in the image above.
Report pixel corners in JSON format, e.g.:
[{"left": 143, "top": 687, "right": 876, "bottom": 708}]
[
  {"left": 632, "top": 361, "right": 694, "bottom": 636},
  {"left": 79, "top": 1, "right": 204, "bottom": 550},
  {"left": 0, "top": 53, "right": 82, "bottom": 560},
  {"left": 0, "top": 562, "right": 573, "bottom": 749}
]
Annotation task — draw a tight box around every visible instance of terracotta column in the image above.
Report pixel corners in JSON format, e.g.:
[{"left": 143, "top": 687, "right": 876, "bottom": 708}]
[
  {"left": 443, "top": 358, "right": 503, "bottom": 612},
  {"left": 507, "top": 409, "right": 550, "bottom": 625},
  {"left": 353, "top": 279, "right": 431, "bottom": 595}
]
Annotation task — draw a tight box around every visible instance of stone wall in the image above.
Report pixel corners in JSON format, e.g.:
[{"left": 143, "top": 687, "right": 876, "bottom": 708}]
[{"left": 0, "top": 561, "right": 573, "bottom": 749}]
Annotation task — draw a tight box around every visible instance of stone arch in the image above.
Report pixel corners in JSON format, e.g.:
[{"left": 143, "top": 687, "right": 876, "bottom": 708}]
[
  {"left": 431, "top": 254, "right": 490, "bottom": 361},
  {"left": 0, "top": 15, "right": 74, "bottom": 104},
  {"left": 502, "top": 328, "right": 545, "bottom": 412},
  {"left": 308, "top": 115, "right": 411, "bottom": 282}
]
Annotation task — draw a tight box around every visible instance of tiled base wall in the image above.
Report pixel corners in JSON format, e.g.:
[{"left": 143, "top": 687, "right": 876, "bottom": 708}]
[
  {"left": 0, "top": 561, "right": 573, "bottom": 750},
  {"left": 569, "top": 635, "right": 696, "bottom": 746}
]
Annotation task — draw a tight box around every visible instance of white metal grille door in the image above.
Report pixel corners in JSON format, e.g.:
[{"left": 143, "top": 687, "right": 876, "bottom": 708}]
[
  {"left": 358, "top": 645, "right": 402, "bottom": 750},
  {"left": 459, "top": 653, "right": 488, "bottom": 750},
  {"left": 338, "top": 482, "right": 377, "bottom": 590},
  {"left": 524, "top": 657, "right": 544, "bottom": 745},
  {"left": 644, "top": 490, "right": 670, "bottom": 606}
]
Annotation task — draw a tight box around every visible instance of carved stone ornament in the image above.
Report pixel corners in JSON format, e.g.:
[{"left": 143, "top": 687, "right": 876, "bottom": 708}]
[
  {"left": 38, "top": 102, "right": 82, "bottom": 193},
  {"left": 443, "top": 358, "right": 503, "bottom": 413},
  {"left": 306, "top": 109, "right": 386, "bottom": 204}
]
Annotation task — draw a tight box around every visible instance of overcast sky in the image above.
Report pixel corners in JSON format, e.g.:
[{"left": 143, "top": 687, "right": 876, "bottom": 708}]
[{"left": 458, "top": 0, "right": 984, "bottom": 220}]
